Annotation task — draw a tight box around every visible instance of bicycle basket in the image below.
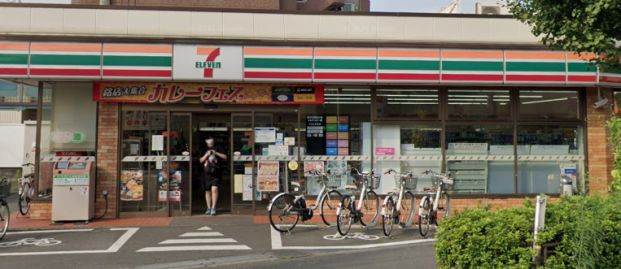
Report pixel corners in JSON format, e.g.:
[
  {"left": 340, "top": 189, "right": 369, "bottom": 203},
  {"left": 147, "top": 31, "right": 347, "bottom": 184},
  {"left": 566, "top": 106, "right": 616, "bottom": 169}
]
[
  {"left": 326, "top": 175, "right": 342, "bottom": 188},
  {"left": 369, "top": 176, "right": 381, "bottom": 190},
  {"left": 403, "top": 175, "right": 418, "bottom": 190},
  {"left": 0, "top": 179, "right": 10, "bottom": 198}
]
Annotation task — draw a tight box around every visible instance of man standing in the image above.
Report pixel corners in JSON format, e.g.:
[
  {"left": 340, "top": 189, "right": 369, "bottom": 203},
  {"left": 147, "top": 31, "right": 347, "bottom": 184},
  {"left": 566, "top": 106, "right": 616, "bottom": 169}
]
[{"left": 200, "top": 137, "right": 227, "bottom": 216}]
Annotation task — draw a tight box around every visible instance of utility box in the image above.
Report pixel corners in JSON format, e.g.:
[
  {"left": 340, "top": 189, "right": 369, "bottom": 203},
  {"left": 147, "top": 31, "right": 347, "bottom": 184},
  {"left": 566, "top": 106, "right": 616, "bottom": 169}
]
[{"left": 51, "top": 158, "right": 95, "bottom": 222}]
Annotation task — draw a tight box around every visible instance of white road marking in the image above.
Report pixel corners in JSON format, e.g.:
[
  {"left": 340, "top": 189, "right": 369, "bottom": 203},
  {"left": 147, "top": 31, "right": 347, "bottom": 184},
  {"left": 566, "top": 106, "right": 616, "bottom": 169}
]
[
  {"left": 197, "top": 226, "right": 212, "bottom": 231},
  {"left": 179, "top": 232, "right": 223, "bottom": 237},
  {"left": 270, "top": 227, "right": 436, "bottom": 250},
  {"left": 159, "top": 238, "right": 237, "bottom": 244},
  {"left": 137, "top": 245, "right": 252, "bottom": 252},
  {"left": 6, "top": 229, "right": 94, "bottom": 235},
  {"left": 0, "top": 228, "right": 139, "bottom": 256}
]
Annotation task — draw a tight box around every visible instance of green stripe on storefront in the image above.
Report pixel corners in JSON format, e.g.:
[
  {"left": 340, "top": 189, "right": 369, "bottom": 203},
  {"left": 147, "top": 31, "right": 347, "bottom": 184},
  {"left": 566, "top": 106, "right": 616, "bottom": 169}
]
[
  {"left": 441, "top": 61, "right": 502, "bottom": 72},
  {"left": 378, "top": 60, "right": 439, "bottom": 71},
  {"left": 244, "top": 58, "right": 312, "bottom": 69},
  {"left": 568, "top": 62, "right": 596, "bottom": 73},
  {"left": 0, "top": 54, "right": 28, "bottom": 65},
  {"left": 103, "top": 56, "right": 172, "bottom": 67},
  {"left": 314, "top": 59, "right": 376, "bottom": 70},
  {"left": 30, "top": 54, "right": 100, "bottom": 66},
  {"left": 506, "top": 62, "right": 565, "bottom": 72}
]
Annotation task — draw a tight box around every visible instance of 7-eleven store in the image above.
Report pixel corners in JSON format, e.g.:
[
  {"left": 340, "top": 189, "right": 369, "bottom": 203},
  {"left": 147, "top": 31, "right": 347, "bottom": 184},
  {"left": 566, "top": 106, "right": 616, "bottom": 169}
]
[{"left": 1, "top": 5, "right": 619, "bottom": 221}]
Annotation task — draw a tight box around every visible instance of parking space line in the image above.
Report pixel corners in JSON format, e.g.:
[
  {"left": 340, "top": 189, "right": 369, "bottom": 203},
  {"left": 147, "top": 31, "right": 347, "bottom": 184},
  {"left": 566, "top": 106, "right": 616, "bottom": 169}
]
[
  {"left": 159, "top": 238, "right": 237, "bottom": 244},
  {"left": 137, "top": 245, "right": 251, "bottom": 252},
  {"left": 179, "top": 232, "right": 223, "bottom": 237},
  {"left": 0, "top": 228, "right": 139, "bottom": 256},
  {"left": 197, "top": 226, "right": 212, "bottom": 231},
  {"left": 6, "top": 229, "right": 94, "bottom": 235}
]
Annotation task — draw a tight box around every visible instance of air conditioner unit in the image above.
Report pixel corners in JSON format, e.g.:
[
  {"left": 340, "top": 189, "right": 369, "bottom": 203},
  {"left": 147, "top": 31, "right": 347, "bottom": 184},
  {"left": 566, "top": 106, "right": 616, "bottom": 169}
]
[{"left": 475, "top": 3, "right": 506, "bottom": 15}]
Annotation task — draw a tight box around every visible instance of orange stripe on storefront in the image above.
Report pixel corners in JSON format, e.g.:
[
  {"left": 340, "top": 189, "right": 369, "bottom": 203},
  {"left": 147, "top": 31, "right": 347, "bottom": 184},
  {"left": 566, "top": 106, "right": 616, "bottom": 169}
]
[
  {"left": 441, "top": 50, "right": 503, "bottom": 59},
  {"left": 103, "top": 44, "right": 172, "bottom": 54},
  {"left": 0, "top": 42, "right": 29, "bottom": 51},
  {"left": 566, "top": 53, "right": 597, "bottom": 61},
  {"left": 244, "top": 47, "right": 312, "bottom": 56},
  {"left": 30, "top": 43, "right": 101, "bottom": 52},
  {"left": 197, "top": 47, "right": 218, "bottom": 55},
  {"left": 378, "top": 49, "right": 439, "bottom": 58},
  {"left": 314, "top": 49, "right": 376, "bottom": 57},
  {"left": 505, "top": 51, "right": 565, "bottom": 60}
]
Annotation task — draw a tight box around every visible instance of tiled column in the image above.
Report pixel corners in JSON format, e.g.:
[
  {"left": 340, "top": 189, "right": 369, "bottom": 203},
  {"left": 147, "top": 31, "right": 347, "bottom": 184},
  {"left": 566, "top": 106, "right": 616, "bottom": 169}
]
[
  {"left": 96, "top": 102, "right": 119, "bottom": 218},
  {"left": 586, "top": 87, "right": 614, "bottom": 194}
]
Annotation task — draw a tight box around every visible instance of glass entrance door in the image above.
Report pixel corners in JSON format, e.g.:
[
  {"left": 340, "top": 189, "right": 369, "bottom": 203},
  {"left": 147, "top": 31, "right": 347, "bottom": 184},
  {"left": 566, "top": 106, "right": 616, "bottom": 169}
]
[
  {"left": 230, "top": 113, "right": 254, "bottom": 214},
  {"left": 169, "top": 113, "right": 191, "bottom": 216}
]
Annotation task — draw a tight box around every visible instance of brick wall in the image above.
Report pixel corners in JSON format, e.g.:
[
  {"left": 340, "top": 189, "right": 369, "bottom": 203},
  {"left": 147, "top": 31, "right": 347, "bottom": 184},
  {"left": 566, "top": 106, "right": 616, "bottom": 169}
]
[
  {"left": 95, "top": 102, "right": 119, "bottom": 218},
  {"left": 586, "top": 87, "right": 614, "bottom": 194},
  {"left": 29, "top": 200, "right": 52, "bottom": 220}
]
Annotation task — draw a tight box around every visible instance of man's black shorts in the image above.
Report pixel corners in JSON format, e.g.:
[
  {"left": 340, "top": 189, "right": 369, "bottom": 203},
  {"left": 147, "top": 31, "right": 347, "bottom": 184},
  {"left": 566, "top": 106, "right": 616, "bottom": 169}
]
[{"left": 203, "top": 173, "right": 221, "bottom": 190}]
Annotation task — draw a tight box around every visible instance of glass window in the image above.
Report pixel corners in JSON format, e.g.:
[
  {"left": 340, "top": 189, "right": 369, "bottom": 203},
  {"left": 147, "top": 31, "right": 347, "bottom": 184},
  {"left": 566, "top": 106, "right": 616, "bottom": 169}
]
[
  {"left": 38, "top": 82, "right": 97, "bottom": 198},
  {"left": 375, "top": 89, "right": 439, "bottom": 119},
  {"left": 300, "top": 87, "right": 371, "bottom": 194},
  {"left": 520, "top": 90, "right": 580, "bottom": 120},
  {"left": 448, "top": 89, "right": 511, "bottom": 120},
  {"left": 445, "top": 125, "right": 514, "bottom": 194},
  {"left": 374, "top": 125, "right": 441, "bottom": 195},
  {"left": 517, "top": 125, "right": 584, "bottom": 194}
]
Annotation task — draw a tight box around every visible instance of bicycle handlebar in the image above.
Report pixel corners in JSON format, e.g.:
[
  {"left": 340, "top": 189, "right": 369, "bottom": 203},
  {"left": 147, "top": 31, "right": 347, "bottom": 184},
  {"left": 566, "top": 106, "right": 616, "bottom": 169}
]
[{"left": 384, "top": 168, "right": 397, "bottom": 175}]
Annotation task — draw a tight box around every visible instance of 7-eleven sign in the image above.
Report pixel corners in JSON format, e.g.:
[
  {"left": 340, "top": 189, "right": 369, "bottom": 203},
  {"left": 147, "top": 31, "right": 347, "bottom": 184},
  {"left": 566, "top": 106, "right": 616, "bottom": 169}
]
[{"left": 173, "top": 45, "right": 242, "bottom": 81}]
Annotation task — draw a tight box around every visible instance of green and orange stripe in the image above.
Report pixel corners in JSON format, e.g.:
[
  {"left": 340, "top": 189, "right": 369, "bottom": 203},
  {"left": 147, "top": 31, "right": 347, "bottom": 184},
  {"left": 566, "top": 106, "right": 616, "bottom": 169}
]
[
  {"left": 313, "top": 48, "right": 377, "bottom": 81},
  {"left": 243, "top": 47, "right": 313, "bottom": 81},
  {"left": 0, "top": 42, "right": 29, "bottom": 77},
  {"left": 441, "top": 50, "right": 504, "bottom": 82},
  {"left": 566, "top": 53, "right": 597, "bottom": 83},
  {"left": 29, "top": 42, "right": 101, "bottom": 77},
  {"left": 377, "top": 49, "right": 440, "bottom": 82},
  {"left": 102, "top": 44, "right": 172, "bottom": 79},
  {"left": 505, "top": 51, "right": 566, "bottom": 83}
]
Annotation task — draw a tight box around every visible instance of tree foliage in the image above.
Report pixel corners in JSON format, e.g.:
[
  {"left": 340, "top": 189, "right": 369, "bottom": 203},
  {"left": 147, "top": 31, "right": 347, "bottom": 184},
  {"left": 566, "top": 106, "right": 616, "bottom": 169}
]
[{"left": 507, "top": 0, "right": 621, "bottom": 69}]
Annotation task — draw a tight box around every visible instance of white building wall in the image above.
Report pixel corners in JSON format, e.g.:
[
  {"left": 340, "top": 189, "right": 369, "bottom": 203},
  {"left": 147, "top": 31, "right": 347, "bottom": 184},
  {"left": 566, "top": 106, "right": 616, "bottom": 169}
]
[{"left": 0, "top": 123, "right": 26, "bottom": 168}]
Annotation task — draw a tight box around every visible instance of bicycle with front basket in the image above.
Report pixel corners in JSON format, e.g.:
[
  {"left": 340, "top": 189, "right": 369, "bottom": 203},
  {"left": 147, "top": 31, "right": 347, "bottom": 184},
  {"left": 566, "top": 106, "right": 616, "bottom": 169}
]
[
  {"left": 381, "top": 168, "right": 417, "bottom": 236},
  {"left": 268, "top": 169, "right": 343, "bottom": 233},
  {"left": 335, "top": 168, "right": 380, "bottom": 236},
  {"left": 418, "top": 170, "right": 454, "bottom": 237},
  {"left": 17, "top": 160, "right": 36, "bottom": 215},
  {"left": 0, "top": 177, "right": 11, "bottom": 240}
]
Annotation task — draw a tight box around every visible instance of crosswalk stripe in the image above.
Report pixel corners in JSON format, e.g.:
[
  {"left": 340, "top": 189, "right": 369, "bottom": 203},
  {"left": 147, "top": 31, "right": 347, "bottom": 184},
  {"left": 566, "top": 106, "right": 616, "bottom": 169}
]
[
  {"left": 137, "top": 245, "right": 252, "bottom": 252},
  {"left": 159, "top": 238, "right": 237, "bottom": 244},
  {"left": 180, "top": 232, "right": 223, "bottom": 237},
  {"left": 197, "top": 226, "right": 212, "bottom": 231}
]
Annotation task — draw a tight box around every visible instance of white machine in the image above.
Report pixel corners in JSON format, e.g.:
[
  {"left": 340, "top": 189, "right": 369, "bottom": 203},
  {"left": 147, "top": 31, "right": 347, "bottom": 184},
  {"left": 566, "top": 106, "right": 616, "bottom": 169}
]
[{"left": 51, "top": 158, "right": 96, "bottom": 223}]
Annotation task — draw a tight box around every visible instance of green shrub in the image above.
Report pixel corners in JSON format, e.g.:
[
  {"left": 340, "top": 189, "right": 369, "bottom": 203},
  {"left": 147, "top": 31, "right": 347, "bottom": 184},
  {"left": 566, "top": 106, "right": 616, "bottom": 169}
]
[
  {"left": 608, "top": 116, "right": 621, "bottom": 192},
  {"left": 435, "top": 205, "right": 535, "bottom": 269},
  {"left": 435, "top": 195, "right": 621, "bottom": 269}
]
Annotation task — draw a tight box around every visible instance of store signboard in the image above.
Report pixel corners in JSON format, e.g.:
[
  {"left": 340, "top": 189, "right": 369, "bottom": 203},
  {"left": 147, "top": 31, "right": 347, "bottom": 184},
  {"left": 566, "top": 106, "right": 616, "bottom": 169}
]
[
  {"left": 93, "top": 82, "right": 324, "bottom": 105},
  {"left": 173, "top": 45, "right": 243, "bottom": 81}
]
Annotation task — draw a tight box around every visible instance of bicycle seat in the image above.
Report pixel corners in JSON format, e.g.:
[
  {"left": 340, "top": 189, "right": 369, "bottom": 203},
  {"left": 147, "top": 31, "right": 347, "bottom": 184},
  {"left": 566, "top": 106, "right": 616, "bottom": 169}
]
[
  {"left": 423, "top": 187, "right": 433, "bottom": 192},
  {"left": 23, "top": 173, "right": 35, "bottom": 178},
  {"left": 291, "top": 182, "right": 301, "bottom": 188}
]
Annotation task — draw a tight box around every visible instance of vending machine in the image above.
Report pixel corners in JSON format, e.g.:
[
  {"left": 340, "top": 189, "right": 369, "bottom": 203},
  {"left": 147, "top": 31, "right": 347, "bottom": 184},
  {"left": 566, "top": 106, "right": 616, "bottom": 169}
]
[{"left": 51, "top": 158, "right": 96, "bottom": 223}]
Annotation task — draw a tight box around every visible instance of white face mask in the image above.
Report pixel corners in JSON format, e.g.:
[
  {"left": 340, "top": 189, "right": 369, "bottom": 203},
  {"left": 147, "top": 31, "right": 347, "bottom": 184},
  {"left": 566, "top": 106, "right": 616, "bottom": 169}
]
[{"left": 206, "top": 139, "right": 214, "bottom": 147}]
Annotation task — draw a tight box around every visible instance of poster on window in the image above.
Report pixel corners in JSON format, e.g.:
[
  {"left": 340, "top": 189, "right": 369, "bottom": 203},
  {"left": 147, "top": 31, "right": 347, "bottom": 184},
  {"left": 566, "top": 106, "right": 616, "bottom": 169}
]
[
  {"left": 157, "top": 167, "right": 183, "bottom": 202},
  {"left": 304, "top": 161, "right": 325, "bottom": 176},
  {"left": 120, "top": 170, "right": 144, "bottom": 201},
  {"left": 257, "top": 161, "right": 279, "bottom": 192}
]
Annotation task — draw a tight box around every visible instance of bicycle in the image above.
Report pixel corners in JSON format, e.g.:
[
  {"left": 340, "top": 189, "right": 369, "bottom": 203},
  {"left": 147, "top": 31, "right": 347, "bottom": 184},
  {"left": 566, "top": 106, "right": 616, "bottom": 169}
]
[
  {"left": 0, "top": 177, "right": 11, "bottom": 240},
  {"left": 381, "top": 169, "right": 417, "bottom": 236},
  {"left": 18, "top": 162, "right": 36, "bottom": 216},
  {"left": 335, "top": 168, "right": 380, "bottom": 236},
  {"left": 268, "top": 169, "right": 343, "bottom": 233},
  {"left": 418, "top": 170, "right": 454, "bottom": 237}
]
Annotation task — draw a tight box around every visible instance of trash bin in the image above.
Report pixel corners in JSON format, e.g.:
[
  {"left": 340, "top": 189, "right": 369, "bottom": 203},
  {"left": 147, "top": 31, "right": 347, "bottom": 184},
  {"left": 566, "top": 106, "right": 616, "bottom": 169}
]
[{"left": 560, "top": 175, "right": 573, "bottom": 196}]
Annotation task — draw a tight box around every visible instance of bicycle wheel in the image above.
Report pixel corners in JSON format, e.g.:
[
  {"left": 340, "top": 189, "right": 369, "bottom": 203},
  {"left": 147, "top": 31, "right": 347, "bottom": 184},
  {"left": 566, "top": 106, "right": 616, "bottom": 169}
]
[
  {"left": 0, "top": 202, "right": 9, "bottom": 240},
  {"left": 382, "top": 196, "right": 395, "bottom": 236},
  {"left": 436, "top": 191, "right": 451, "bottom": 225},
  {"left": 418, "top": 197, "right": 431, "bottom": 237},
  {"left": 320, "top": 190, "right": 342, "bottom": 226},
  {"left": 360, "top": 190, "right": 379, "bottom": 227},
  {"left": 400, "top": 191, "right": 416, "bottom": 226},
  {"left": 336, "top": 196, "right": 353, "bottom": 236},
  {"left": 18, "top": 182, "right": 31, "bottom": 216},
  {"left": 268, "top": 194, "right": 300, "bottom": 233}
]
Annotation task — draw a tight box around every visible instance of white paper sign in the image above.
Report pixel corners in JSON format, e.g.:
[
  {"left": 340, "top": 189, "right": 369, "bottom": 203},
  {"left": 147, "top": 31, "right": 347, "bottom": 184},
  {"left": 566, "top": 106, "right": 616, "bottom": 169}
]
[
  {"left": 284, "top": 137, "right": 295, "bottom": 146},
  {"left": 268, "top": 145, "right": 289, "bottom": 156},
  {"left": 255, "top": 127, "right": 276, "bottom": 143},
  {"left": 151, "top": 135, "right": 164, "bottom": 151}
]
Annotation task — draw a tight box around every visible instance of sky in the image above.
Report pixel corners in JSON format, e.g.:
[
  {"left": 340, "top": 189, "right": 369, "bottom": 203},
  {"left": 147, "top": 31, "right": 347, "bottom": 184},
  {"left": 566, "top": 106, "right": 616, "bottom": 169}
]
[{"left": 1, "top": 0, "right": 504, "bottom": 14}]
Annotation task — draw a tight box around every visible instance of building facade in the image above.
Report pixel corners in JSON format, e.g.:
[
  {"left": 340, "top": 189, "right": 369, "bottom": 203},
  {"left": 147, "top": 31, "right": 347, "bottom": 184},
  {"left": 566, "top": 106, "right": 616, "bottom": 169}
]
[{"left": 0, "top": 4, "right": 618, "bottom": 220}]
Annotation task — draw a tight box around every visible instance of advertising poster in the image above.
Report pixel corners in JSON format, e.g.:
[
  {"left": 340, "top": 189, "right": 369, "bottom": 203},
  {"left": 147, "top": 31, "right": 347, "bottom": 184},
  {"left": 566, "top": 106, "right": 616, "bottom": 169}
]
[
  {"left": 255, "top": 127, "right": 276, "bottom": 143},
  {"left": 304, "top": 161, "right": 325, "bottom": 176},
  {"left": 257, "top": 161, "right": 279, "bottom": 192},
  {"left": 242, "top": 174, "right": 260, "bottom": 201},
  {"left": 158, "top": 167, "right": 182, "bottom": 202},
  {"left": 120, "top": 170, "right": 144, "bottom": 201}
]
